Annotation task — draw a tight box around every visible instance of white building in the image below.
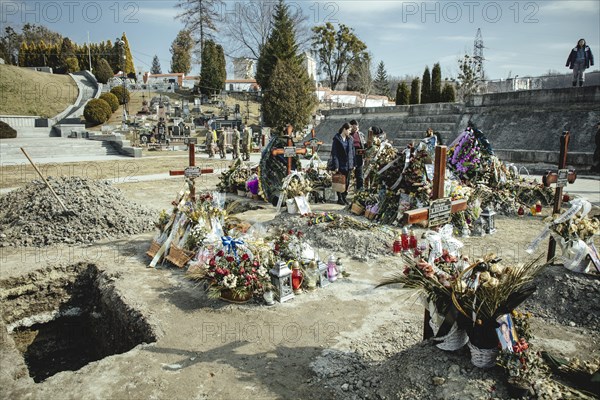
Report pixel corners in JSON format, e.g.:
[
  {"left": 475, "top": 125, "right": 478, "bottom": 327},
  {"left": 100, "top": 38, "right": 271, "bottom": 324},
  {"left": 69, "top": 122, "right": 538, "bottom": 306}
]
[
  {"left": 233, "top": 58, "right": 255, "bottom": 79},
  {"left": 224, "top": 79, "right": 260, "bottom": 92},
  {"left": 303, "top": 52, "right": 318, "bottom": 86},
  {"left": 316, "top": 87, "right": 391, "bottom": 107}
]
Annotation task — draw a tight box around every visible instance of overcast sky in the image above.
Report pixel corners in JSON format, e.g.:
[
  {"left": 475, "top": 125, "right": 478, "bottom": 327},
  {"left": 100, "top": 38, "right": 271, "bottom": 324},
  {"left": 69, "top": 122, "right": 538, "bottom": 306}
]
[{"left": 2, "top": 0, "right": 599, "bottom": 81}]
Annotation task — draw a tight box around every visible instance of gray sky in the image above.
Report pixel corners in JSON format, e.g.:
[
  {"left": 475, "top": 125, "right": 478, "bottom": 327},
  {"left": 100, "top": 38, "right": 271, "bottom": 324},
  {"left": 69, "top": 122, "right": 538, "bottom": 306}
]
[{"left": 2, "top": 0, "right": 599, "bottom": 81}]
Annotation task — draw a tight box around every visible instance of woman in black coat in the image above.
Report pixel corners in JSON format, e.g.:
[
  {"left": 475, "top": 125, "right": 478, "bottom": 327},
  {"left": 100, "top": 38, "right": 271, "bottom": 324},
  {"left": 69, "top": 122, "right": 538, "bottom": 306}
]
[{"left": 329, "top": 122, "right": 355, "bottom": 205}]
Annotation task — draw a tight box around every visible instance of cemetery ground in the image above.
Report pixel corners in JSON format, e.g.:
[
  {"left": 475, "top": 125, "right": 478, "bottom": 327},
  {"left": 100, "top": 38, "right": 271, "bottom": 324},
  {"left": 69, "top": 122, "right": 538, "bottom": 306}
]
[{"left": 0, "top": 160, "right": 599, "bottom": 400}]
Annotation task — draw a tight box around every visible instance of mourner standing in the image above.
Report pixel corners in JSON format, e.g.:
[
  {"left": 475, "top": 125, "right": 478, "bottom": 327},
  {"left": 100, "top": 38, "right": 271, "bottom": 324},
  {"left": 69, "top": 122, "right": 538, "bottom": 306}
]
[
  {"left": 329, "top": 123, "right": 355, "bottom": 205},
  {"left": 349, "top": 119, "right": 366, "bottom": 191}
]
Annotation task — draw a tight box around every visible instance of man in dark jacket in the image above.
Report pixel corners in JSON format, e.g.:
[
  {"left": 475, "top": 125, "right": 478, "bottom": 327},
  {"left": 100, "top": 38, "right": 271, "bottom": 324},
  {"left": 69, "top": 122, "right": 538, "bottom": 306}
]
[
  {"left": 329, "top": 122, "right": 355, "bottom": 205},
  {"left": 349, "top": 119, "right": 366, "bottom": 191},
  {"left": 566, "top": 39, "right": 594, "bottom": 87}
]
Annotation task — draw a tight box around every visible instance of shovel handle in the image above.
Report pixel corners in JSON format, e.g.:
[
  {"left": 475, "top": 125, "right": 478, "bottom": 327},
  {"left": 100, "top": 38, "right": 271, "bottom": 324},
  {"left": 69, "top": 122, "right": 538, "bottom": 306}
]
[{"left": 20, "top": 147, "right": 70, "bottom": 213}]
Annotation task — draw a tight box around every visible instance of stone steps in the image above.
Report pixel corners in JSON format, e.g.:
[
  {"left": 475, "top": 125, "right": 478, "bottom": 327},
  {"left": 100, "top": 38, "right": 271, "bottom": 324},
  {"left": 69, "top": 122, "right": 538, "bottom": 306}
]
[{"left": 1, "top": 138, "right": 121, "bottom": 161}]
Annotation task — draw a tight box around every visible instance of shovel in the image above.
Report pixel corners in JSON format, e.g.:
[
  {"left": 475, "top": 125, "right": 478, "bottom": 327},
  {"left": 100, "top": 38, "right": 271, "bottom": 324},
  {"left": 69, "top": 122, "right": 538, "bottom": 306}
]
[{"left": 20, "top": 147, "right": 77, "bottom": 217}]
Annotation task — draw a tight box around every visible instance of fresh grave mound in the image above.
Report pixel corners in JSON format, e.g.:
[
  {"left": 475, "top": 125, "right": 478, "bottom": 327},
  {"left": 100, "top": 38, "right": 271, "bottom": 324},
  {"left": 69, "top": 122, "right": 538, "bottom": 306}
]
[
  {"left": 523, "top": 265, "right": 600, "bottom": 331},
  {"left": 265, "top": 212, "right": 395, "bottom": 261},
  {"left": 0, "top": 177, "right": 154, "bottom": 247}
]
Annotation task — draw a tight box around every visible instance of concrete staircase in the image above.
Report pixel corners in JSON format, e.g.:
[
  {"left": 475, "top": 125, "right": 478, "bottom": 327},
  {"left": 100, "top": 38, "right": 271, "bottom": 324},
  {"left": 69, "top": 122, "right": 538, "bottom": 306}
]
[{"left": 1, "top": 137, "right": 122, "bottom": 164}]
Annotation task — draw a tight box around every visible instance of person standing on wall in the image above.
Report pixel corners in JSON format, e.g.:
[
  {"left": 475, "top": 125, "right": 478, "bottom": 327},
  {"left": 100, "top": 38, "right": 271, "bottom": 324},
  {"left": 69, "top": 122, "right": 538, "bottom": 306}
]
[
  {"left": 566, "top": 38, "right": 594, "bottom": 87},
  {"left": 329, "top": 122, "right": 355, "bottom": 205},
  {"left": 349, "top": 119, "right": 366, "bottom": 191}
]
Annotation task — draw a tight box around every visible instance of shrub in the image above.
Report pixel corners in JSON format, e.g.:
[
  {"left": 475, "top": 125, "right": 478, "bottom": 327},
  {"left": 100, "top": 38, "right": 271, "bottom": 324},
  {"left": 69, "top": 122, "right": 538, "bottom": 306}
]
[
  {"left": 99, "top": 92, "right": 119, "bottom": 112},
  {"left": 441, "top": 84, "right": 456, "bottom": 103},
  {"left": 84, "top": 99, "right": 112, "bottom": 125},
  {"left": 0, "top": 121, "right": 17, "bottom": 139},
  {"left": 65, "top": 57, "right": 80, "bottom": 73},
  {"left": 94, "top": 58, "right": 114, "bottom": 84},
  {"left": 110, "top": 86, "right": 130, "bottom": 105}
]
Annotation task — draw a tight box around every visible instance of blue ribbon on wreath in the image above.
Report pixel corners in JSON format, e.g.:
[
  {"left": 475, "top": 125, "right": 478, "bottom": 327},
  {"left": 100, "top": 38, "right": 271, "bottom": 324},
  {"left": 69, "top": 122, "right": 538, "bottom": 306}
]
[{"left": 221, "top": 236, "right": 244, "bottom": 260}]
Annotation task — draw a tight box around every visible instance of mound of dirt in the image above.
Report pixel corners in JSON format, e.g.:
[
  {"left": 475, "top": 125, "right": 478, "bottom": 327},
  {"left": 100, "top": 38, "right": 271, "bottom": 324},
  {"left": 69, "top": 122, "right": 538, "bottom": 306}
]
[{"left": 0, "top": 177, "right": 154, "bottom": 247}]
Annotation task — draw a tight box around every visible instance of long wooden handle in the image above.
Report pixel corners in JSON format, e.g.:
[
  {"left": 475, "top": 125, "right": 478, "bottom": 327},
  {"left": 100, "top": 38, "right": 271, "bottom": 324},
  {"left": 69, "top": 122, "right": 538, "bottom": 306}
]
[{"left": 20, "top": 147, "right": 70, "bottom": 213}]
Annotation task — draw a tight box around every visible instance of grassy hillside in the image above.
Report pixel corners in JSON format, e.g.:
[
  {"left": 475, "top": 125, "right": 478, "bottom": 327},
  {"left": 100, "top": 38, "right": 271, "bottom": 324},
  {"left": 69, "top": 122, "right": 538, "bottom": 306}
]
[{"left": 0, "top": 64, "right": 78, "bottom": 118}]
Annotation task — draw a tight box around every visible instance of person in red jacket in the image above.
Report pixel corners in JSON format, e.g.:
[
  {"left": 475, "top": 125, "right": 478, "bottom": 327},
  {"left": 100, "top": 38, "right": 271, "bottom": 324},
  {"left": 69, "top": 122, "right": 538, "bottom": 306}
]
[{"left": 566, "top": 38, "right": 594, "bottom": 87}]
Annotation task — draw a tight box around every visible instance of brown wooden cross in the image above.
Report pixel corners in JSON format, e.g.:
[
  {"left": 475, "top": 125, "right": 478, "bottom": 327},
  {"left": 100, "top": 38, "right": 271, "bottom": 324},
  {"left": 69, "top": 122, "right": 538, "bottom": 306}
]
[
  {"left": 399, "top": 145, "right": 468, "bottom": 340},
  {"left": 401, "top": 146, "right": 468, "bottom": 225},
  {"left": 270, "top": 125, "right": 308, "bottom": 175},
  {"left": 303, "top": 128, "right": 323, "bottom": 157},
  {"left": 169, "top": 143, "right": 214, "bottom": 201},
  {"left": 543, "top": 131, "right": 577, "bottom": 262}
]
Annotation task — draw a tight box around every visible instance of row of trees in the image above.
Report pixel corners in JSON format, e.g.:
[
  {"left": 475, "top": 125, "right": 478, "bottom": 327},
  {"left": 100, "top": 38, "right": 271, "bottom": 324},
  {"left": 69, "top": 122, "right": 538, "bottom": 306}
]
[{"left": 395, "top": 79, "right": 456, "bottom": 105}]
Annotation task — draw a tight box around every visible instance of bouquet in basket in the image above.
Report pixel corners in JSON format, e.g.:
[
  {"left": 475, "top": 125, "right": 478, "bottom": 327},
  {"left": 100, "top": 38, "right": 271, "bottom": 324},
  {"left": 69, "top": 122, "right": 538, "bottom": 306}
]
[{"left": 451, "top": 253, "right": 547, "bottom": 349}]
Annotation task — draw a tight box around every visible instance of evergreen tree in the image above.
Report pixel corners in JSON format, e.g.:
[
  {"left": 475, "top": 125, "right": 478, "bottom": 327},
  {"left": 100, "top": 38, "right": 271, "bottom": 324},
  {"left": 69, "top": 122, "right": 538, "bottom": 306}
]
[
  {"left": 410, "top": 78, "right": 420, "bottom": 104},
  {"left": 431, "top": 63, "right": 442, "bottom": 103},
  {"left": 65, "top": 57, "right": 80, "bottom": 73},
  {"left": 441, "top": 83, "right": 456, "bottom": 103},
  {"left": 175, "top": 0, "right": 223, "bottom": 58},
  {"left": 58, "top": 37, "right": 77, "bottom": 73},
  {"left": 119, "top": 33, "right": 135, "bottom": 76},
  {"left": 256, "top": 0, "right": 300, "bottom": 92},
  {"left": 395, "top": 81, "right": 410, "bottom": 105},
  {"left": 170, "top": 29, "right": 193, "bottom": 74},
  {"left": 421, "top": 66, "right": 431, "bottom": 104},
  {"left": 262, "top": 58, "right": 317, "bottom": 131},
  {"left": 18, "top": 42, "right": 29, "bottom": 66},
  {"left": 95, "top": 58, "right": 114, "bottom": 84},
  {"left": 199, "top": 40, "right": 225, "bottom": 95},
  {"left": 373, "top": 61, "right": 390, "bottom": 97},
  {"left": 151, "top": 55, "right": 162, "bottom": 74}
]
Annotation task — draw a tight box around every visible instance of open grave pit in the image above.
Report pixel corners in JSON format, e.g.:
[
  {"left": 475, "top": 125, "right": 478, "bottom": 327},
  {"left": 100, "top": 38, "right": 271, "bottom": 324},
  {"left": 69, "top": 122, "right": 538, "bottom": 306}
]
[{"left": 0, "top": 262, "right": 157, "bottom": 383}]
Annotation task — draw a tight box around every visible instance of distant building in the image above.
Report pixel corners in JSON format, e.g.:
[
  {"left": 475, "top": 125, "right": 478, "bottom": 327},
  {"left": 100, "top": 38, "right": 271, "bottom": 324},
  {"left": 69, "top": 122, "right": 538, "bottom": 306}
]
[
  {"left": 224, "top": 79, "right": 260, "bottom": 92},
  {"left": 233, "top": 58, "right": 255, "bottom": 79},
  {"left": 182, "top": 76, "right": 200, "bottom": 90},
  {"left": 316, "top": 87, "right": 391, "bottom": 107},
  {"left": 26, "top": 66, "right": 53, "bottom": 74},
  {"left": 302, "top": 52, "right": 317, "bottom": 87},
  {"left": 142, "top": 72, "right": 185, "bottom": 87}
]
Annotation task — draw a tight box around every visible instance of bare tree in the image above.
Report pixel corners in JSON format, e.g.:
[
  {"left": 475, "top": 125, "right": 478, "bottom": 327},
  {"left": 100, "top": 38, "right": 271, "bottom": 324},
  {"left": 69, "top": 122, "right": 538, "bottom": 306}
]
[
  {"left": 220, "top": 0, "right": 310, "bottom": 61},
  {"left": 175, "top": 0, "right": 224, "bottom": 60}
]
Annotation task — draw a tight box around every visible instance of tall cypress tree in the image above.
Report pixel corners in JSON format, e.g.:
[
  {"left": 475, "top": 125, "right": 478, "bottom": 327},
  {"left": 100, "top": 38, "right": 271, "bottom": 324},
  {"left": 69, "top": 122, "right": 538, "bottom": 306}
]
[
  {"left": 170, "top": 29, "right": 193, "bottom": 74},
  {"left": 395, "top": 81, "right": 410, "bottom": 105},
  {"left": 410, "top": 78, "right": 420, "bottom": 104},
  {"left": 421, "top": 66, "right": 431, "bottom": 104},
  {"left": 255, "top": 0, "right": 300, "bottom": 92},
  {"left": 199, "top": 40, "right": 225, "bottom": 95},
  {"left": 431, "top": 63, "right": 442, "bottom": 103},
  {"left": 119, "top": 33, "right": 136, "bottom": 78}
]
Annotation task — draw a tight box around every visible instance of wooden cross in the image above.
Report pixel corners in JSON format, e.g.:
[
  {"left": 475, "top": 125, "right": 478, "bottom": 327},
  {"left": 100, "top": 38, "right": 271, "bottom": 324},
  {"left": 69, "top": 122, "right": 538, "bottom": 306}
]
[
  {"left": 303, "top": 128, "right": 323, "bottom": 157},
  {"left": 399, "top": 145, "right": 468, "bottom": 340},
  {"left": 270, "top": 125, "right": 308, "bottom": 175},
  {"left": 543, "top": 131, "right": 577, "bottom": 262},
  {"left": 401, "top": 146, "right": 468, "bottom": 225},
  {"left": 169, "top": 143, "right": 214, "bottom": 201}
]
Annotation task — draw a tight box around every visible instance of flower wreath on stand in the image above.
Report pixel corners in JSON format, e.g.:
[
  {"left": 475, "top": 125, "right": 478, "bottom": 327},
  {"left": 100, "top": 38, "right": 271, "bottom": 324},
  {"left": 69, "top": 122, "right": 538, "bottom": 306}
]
[{"left": 202, "top": 236, "right": 271, "bottom": 301}]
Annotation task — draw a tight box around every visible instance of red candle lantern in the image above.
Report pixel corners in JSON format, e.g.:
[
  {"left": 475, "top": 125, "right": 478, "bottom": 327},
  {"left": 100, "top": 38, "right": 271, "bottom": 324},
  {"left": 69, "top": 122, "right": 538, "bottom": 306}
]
[
  {"left": 401, "top": 227, "right": 409, "bottom": 252},
  {"left": 409, "top": 229, "right": 418, "bottom": 251},
  {"left": 393, "top": 236, "right": 402, "bottom": 254},
  {"left": 535, "top": 201, "right": 542, "bottom": 214},
  {"left": 290, "top": 261, "right": 303, "bottom": 294},
  {"left": 518, "top": 206, "right": 524, "bottom": 217}
]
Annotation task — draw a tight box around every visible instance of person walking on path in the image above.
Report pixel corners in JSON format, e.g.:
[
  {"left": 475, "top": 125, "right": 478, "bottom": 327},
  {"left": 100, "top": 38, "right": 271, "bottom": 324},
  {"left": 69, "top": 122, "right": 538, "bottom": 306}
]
[
  {"left": 566, "top": 38, "right": 594, "bottom": 87},
  {"left": 349, "top": 119, "right": 366, "bottom": 191},
  {"left": 232, "top": 127, "right": 241, "bottom": 159},
  {"left": 329, "top": 122, "right": 355, "bottom": 205},
  {"left": 205, "top": 129, "right": 215, "bottom": 157},
  {"left": 241, "top": 126, "right": 252, "bottom": 161},
  {"left": 217, "top": 129, "right": 226, "bottom": 159}
]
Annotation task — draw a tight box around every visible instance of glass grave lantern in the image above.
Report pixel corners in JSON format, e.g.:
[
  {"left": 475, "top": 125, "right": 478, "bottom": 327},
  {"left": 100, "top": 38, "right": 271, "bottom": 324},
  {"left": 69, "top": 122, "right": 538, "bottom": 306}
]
[
  {"left": 317, "top": 260, "right": 330, "bottom": 288},
  {"left": 270, "top": 260, "right": 294, "bottom": 303},
  {"left": 481, "top": 206, "right": 497, "bottom": 234}
]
